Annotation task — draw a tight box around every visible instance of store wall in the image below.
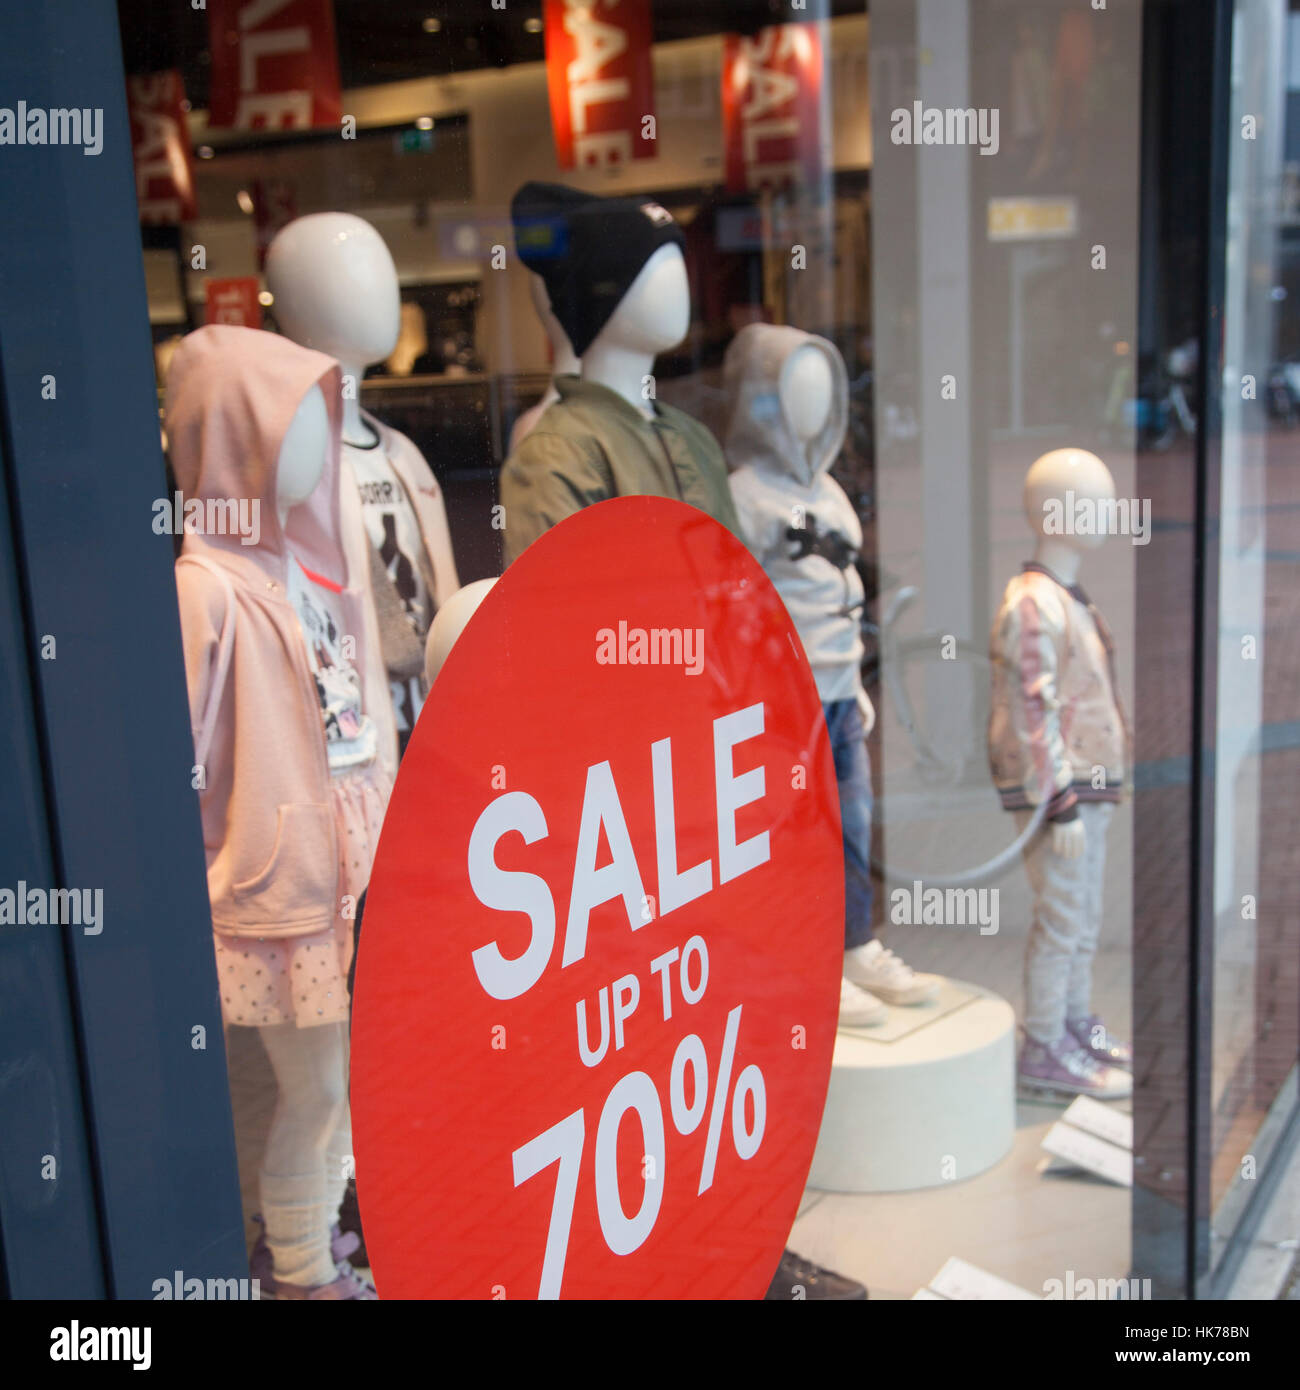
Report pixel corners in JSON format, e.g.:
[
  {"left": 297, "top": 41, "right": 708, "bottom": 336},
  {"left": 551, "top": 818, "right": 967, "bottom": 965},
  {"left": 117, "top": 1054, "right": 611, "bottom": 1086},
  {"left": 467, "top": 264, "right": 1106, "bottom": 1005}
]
[{"left": 178, "top": 16, "right": 872, "bottom": 378}]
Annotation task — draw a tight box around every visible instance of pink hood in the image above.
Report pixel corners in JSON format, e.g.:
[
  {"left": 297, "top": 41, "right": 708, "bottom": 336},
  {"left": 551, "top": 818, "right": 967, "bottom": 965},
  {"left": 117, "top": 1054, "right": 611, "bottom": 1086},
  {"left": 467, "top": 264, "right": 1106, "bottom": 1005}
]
[
  {"left": 168, "top": 325, "right": 393, "bottom": 940},
  {"left": 166, "top": 323, "right": 345, "bottom": 583}
]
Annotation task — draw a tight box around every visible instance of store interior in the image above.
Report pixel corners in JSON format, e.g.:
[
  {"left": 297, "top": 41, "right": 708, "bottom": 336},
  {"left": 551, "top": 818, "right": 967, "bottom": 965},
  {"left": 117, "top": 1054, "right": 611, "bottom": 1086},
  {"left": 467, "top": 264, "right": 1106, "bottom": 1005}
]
[{"left": 116, "top": 0, "right": 1300, "bottom": 1298}]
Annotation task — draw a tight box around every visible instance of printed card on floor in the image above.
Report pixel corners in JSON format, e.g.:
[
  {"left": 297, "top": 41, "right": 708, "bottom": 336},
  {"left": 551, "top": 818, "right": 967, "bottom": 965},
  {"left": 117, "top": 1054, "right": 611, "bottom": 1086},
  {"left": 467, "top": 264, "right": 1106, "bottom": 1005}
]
[
  {"left": 1042, "top": 1120, "right": 1133, "bottom": 1187},
  {"left": 1061, "top": 1094, "right": 1134, "bottom": 1150},
  {"left": 928, "top": 1256, "right": 1040, "bottom": 1300}
]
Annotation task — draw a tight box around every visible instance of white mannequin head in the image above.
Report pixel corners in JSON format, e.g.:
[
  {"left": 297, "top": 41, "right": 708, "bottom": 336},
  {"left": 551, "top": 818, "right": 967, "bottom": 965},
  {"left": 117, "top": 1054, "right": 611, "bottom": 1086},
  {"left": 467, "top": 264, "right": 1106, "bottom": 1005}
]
[
  {"left": 528, "top": 274, "right": 580, "bottom": 378},
  {"left": 276, "top": 384, "right": 330, "bottom": 526},
  {"left": 599, "top": 243, "right": 690, "bottom": 355},
  {"left": 1024, "top": 446, "right": 1116, "bottom": 583},
  {"left": 424, "top": 578, "right": 498, "bottom": 686},
  {"left": 582, "top": 243, "right": 691, "bottom": 415},
  {"left": 266, "top": 213, "right": 401, "bottom": 368},
  {"left": 781, "top": 344, "right": 834, "bottom": 443}
]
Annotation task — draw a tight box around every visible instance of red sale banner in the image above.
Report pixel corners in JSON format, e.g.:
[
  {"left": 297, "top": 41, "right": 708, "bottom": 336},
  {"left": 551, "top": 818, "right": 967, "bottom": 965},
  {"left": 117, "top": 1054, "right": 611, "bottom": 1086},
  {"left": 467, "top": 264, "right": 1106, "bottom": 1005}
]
[
  {"left": 205, "top": 277, "right": 262, "bottom": 327},
  {"left": 544, "top": 0, "right": 657, "bottom": 170},
  {"left": 207, "top": 0, "right": 343, "bottom": 132},
  {"left": 353, "top": 498, "right": 843, "bottom": 1299},
  {"left": 722, "top": 22, "right": 829, "bottom": 193},
  {"left": 127, "top": 71, "right": 197, "bottom": 224}
]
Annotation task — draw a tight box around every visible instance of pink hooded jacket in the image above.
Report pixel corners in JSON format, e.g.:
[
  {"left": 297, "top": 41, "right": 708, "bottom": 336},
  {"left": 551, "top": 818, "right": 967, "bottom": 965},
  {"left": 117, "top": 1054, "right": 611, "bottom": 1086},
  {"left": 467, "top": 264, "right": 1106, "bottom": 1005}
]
[{"left": 169, "top": 325, "right": 391, "bottom": 940}]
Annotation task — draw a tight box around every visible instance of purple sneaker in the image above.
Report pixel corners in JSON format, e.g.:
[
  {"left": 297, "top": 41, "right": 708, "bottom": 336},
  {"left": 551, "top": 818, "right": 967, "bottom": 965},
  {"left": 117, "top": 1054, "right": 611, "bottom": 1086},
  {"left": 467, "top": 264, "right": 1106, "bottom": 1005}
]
[
  {"left": 1067, "top": 1015, "right": 1132, "bottom": 1070},
  {"left": 1019, "top": 1035, "right": 1131, "bottom": 1100}
]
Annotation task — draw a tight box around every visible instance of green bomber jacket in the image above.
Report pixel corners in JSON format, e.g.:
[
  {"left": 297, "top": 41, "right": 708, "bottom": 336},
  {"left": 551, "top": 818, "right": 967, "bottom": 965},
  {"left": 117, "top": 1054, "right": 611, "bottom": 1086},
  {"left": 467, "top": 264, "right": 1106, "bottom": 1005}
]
[{"left": 500, "top": 375, "right": 742, "bottom": 565}]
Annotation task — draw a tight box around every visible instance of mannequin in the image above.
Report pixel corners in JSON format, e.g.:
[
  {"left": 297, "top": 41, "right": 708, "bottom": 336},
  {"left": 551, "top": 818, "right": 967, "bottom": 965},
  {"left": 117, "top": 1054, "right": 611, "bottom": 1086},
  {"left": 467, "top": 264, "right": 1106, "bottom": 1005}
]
[
  {"left": 170, "top": 324, "right": 390, "bottom": 1298},
  {"left": 579, "top": 243, "right": 690, "bottom": 419},
  {"left": 989, "top": 447, "right": 1132, "bottom": 1099},
  {"left": 502, "top": 183, "right": 741, "bottom": 565},
  {"left": 508, "top": 276, "right": 581, "bottom": 452},
  {"left": 266, "top": 213, "right": 396, "bottom": 448},
  {"left": 725, "top": 325, "right": 940, "bottom": 1029},
  {"left": 780, "top": 344, "right": 834, "bottom": 445},
  {"left": 276, "top": 386, "right": 330, "bottom": 520},
  {"left": 267, "top": 213, "right": 460, "bottom": 755}
]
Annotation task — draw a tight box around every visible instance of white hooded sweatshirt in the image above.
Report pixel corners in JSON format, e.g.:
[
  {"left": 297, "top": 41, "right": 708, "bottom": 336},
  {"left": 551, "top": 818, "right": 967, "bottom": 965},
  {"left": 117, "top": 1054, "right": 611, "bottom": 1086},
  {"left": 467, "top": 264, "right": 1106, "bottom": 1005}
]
[{"left": 725, "top": 325, "right": 873, "bottom": 724}]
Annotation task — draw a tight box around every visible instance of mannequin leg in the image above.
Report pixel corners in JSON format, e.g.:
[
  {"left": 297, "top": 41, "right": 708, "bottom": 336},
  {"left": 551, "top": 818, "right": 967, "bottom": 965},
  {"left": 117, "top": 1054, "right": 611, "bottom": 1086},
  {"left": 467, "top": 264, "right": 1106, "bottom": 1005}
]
[
  {"left": 1065, "top": 802, "right": 1114, "bottom": 1020},
  {"left": 323, "top": 1055, "right": 353, "bottom": 1232},
  {"left": 258, "top": 1020, "right": 349, "bottom": 1288},
  {"left": 833, "top": 699, "right": 939, "bottom": 1009},
  {"left": 1018, "top": 812, "right": 1090, "bottom": 1046},
  {"left": 828, "top": 699, "right": 874, "bottom": 951}
]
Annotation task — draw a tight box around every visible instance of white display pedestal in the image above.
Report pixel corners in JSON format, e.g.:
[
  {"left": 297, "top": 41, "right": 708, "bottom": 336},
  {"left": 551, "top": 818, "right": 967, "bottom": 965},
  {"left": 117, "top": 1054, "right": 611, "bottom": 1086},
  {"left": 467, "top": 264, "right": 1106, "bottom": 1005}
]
[{"left": 808, "top": 979, "right": 1016, "bottom": 1193}]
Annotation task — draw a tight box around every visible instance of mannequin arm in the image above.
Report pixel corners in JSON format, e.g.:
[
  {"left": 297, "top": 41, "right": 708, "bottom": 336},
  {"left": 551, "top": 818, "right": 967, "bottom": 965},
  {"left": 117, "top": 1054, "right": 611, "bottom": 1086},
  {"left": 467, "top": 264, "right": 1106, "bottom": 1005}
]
[
  {"left": 1050, "top": 816, "right": 1086, "bottom": 859},
  {"left": 500, "top": 433, "right": 615, "bottom": 566},
  {"left": 998, "top": 591, "right": 1076, "bottom": 819},
  {"left": 417, "top": 482, "right": 460, "bottom": 603},
  {"left": 855, "top": 683, "right": 876, "bottom": 738},
  {"left": 726, "top": 468, "right": 785, "bottom": 567}
]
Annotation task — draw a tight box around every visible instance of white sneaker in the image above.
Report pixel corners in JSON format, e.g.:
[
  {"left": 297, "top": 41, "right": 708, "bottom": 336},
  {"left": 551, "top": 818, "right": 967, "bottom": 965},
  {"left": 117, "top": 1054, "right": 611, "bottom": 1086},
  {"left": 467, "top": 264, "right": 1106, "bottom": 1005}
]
[
  {"left": 844, "top": 940, "right": 941, "bottom": 1006},
  {"left": 839, "top": 977, "right": 888, "bottom": 1028}
]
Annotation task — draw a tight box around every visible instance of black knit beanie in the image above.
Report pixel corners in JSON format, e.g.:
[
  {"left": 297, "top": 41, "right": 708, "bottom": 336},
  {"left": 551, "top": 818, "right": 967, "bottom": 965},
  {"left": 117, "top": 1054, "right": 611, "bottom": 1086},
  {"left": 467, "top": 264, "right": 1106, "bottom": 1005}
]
[{"left": 511, "top": 182, "right": 686, "bottom": 358}]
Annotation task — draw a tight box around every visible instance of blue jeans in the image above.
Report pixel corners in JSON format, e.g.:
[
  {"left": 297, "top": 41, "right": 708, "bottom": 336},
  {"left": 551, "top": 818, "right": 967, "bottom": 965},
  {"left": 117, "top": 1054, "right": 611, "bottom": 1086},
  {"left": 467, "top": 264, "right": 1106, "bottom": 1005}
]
[{"left": 824, "top": 698, "right": 875, "bottom": 951}]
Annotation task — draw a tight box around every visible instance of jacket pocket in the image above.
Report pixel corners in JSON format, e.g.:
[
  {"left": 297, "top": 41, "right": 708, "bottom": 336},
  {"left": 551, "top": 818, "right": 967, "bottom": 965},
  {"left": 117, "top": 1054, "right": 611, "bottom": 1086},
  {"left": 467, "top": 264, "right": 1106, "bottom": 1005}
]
[{"left": 230, "top": 802, "right": 336, "bottom": 935}]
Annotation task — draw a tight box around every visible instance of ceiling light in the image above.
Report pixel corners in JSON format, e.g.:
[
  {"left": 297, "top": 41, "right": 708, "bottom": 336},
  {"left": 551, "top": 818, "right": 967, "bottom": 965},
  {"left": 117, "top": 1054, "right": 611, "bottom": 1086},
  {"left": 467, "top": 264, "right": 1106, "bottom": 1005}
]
[
  {"left": 258, "top": 291, "right": 274, "bottom": 307},
  {"left": 524, "top": 17, "right": 543, "bottom": 33},
  {"left": 197, "top": 145, "right": 215, "bottom": 159},
  {"left": 236, "top": 189, "right": 255, "bottom": 214},
  {"left": 415, "top": 116, "right": 434, "bottom": 130},
  {"left": 422, "top": 16, "right": 442, "bottom": 33}
]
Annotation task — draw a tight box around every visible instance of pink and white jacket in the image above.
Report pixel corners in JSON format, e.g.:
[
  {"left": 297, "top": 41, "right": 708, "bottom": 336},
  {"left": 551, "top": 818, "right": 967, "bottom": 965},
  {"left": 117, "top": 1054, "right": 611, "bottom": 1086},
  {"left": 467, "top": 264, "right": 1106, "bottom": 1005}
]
[
  {"left": 169, "top": 326, "right": 392, "bottom": 940},
  {"left": 987, "top": 563, "right": 1131, "bottom": 820}
]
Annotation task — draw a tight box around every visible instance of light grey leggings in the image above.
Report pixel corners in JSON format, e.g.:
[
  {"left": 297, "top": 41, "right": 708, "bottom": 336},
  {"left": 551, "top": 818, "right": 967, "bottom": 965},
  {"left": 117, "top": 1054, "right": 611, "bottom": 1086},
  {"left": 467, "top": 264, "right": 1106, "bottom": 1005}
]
[
  {"left": 1014, "top": 801, "right": 1114, "bottom": 1047},
  {"left": 258, "top": 1020, "right": 353, "bottom": 1287}
]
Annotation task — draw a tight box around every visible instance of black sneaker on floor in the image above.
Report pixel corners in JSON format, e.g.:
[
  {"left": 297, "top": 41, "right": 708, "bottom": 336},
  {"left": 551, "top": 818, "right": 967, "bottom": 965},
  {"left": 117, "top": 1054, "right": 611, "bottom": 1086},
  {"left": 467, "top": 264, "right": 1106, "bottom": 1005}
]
[
  {"left": 336, "top": 1179, "right": 368, "bottom": 1270},
  {"left": 765, "top": 1248, "right": 868, "bottom": 1300}
]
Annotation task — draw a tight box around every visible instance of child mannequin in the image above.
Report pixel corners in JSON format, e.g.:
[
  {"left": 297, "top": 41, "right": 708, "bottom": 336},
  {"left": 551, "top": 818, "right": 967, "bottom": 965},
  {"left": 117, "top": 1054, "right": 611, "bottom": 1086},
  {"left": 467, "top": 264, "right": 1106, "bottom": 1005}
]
[
  {"left": 170, "top": 325, "right": 393, "bottom": 1297},
  {"left": 725, "top": 324, "right": 940, "bottom": 1026},
  {"left": 989, "top": 448, "right": 1132, "bottom": 1100}
]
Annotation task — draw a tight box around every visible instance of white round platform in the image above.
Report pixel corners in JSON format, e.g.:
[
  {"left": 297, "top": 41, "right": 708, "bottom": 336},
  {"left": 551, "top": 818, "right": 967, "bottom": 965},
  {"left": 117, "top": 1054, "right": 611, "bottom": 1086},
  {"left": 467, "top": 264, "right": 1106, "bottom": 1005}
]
[{"left": 807, "top": 979, "right": 1016, "bottom": 1193}]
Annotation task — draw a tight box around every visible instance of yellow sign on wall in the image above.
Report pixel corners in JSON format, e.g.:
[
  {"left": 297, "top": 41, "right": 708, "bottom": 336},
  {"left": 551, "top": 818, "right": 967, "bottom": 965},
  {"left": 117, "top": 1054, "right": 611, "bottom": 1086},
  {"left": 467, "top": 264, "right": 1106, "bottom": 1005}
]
[{"left": 987, "top": 197, "right": 1078, "bottom": 242}]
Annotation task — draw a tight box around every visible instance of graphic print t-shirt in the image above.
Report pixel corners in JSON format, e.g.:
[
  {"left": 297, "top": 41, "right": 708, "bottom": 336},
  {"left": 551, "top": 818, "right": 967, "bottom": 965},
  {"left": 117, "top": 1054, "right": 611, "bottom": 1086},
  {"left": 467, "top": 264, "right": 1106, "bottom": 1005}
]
[
  {"left": 344, "top": 438, "right": 431, "bottom": 746},
  {"left": 287, "top": 555, "right": 378, "bottom": 773}
]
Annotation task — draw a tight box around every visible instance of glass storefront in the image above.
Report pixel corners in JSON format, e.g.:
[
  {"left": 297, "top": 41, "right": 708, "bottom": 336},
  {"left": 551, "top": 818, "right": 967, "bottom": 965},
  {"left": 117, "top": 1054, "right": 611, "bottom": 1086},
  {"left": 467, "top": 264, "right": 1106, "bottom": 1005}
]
[
  {"left": 1207, "top": 0, "right": 1300, "bottom": 1276},
  {"left": 0, "top": 0, "right": 1296, "bottom": 1327}
]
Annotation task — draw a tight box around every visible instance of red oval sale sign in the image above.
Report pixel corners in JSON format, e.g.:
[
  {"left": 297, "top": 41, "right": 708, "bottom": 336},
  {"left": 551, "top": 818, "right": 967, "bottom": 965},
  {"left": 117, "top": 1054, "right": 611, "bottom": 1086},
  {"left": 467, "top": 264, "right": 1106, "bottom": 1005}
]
[{"left": 352, "top": 497, "right": 843, "bottom": 1299}]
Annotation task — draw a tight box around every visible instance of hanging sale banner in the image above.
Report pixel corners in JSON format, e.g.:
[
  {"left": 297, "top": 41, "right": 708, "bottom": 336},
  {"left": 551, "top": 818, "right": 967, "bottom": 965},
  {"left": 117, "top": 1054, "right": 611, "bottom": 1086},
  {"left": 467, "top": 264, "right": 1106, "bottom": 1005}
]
[
  {"left": 127, "top": 71, "right": 197, "bottom": 224},
  {"left": 204, "top": 277, "right": 262, "bottom": 328},
  {"left": 353, "top": 498, "right": 843, "bottom": 1299},
  {"left": 544, "top": 0, "right": 657, "bottom": 170},
  {"left": 207, "top": 0, "right": 343, "bottom": 132},
  {"left": 722, "top": 22, "right": 829, "bottom": 194}
]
